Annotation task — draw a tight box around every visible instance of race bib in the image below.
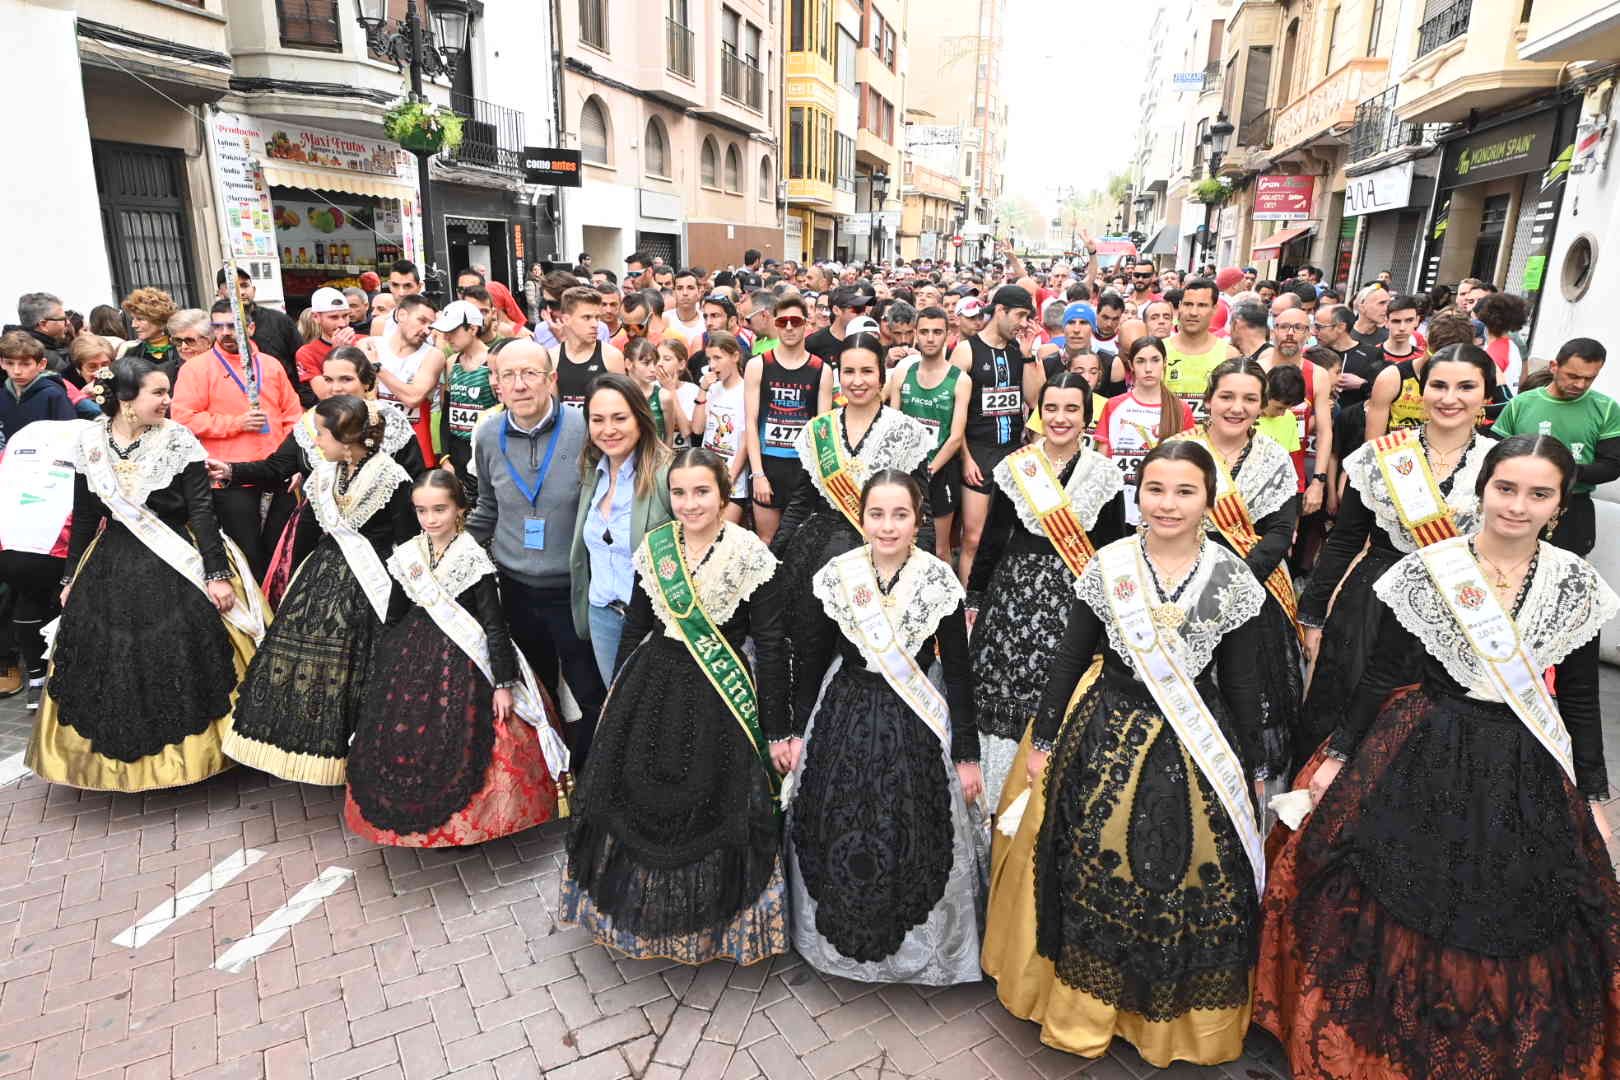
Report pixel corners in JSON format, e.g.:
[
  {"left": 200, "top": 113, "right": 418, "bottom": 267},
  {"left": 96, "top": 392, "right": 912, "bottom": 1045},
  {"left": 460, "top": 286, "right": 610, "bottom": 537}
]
[
  {"left": 448, "top": 403, "right": 483, "bottom": 434},
  {"left": 981, "top": 387, "right": 1021, "bottom": 416},
  {"left": 763, "top": 420, "right": 804, "bottom": 449},
  {"left": 915, "top": 416, "right": 942, "bottom": 440}
]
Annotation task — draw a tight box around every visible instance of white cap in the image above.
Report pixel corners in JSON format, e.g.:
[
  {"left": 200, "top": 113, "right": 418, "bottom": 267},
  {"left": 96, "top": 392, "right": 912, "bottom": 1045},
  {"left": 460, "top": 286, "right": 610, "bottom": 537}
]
[
  {"left": 431, "top": 299, "right": 485, "bottom": 332},
  {"left": 309, "top": 287, "right": 348, "bottom": 313},
  {"left": 844, "top": 315, "right": 881, "bottom": 336}
]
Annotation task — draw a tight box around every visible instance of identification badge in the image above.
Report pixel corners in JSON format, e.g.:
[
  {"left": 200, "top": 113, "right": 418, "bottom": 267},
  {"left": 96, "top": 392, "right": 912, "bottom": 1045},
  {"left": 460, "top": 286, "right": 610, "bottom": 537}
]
[
  {"left": 523, "top": 517, "right": 546, "bottom": 550},
  {"left": 981, "top": 387, "right": 1021, "bottom": 416},
  {"left": 764, "top": 420, "right": 804, "bottom": 449}
]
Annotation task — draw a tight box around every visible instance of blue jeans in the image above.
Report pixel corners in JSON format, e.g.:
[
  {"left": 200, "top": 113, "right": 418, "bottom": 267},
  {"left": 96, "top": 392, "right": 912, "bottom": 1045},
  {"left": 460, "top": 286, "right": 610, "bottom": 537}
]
[{"left": 587, "top": 602, "right": 626, "bottom": 688}]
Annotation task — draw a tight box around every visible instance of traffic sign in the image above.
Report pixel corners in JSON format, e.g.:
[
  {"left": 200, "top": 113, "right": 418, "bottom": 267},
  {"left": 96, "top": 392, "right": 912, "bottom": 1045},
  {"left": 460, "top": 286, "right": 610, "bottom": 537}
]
[{"left": 952, "top": 235, "right": 963, "bottom": 247}]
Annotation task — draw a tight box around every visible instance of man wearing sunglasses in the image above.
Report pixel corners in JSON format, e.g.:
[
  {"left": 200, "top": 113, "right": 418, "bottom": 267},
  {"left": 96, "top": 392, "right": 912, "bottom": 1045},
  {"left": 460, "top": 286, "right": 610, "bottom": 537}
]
[
  {"left": 742, "top": 295, "right": 833, "bottom": 544},
  {"left": 1126, "top": 259, "right": 1162, "bottom": 311}
]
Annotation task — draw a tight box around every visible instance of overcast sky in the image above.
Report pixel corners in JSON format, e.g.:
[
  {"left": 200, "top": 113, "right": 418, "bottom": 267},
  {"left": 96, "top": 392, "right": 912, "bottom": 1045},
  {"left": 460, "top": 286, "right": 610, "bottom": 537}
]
[{"left": 1001, "top": 0, "right": 1157, "bottom": 212}]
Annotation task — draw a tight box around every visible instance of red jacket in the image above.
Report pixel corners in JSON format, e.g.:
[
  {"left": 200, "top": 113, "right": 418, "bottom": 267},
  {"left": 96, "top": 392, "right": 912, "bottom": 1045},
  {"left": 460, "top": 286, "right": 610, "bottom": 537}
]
[{"left": 171, "top": 346, "right": 301, "bottom": 462}]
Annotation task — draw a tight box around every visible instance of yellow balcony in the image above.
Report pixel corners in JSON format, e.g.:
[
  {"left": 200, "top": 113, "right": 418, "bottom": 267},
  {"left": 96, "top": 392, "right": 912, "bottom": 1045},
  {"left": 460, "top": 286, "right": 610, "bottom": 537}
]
[
  {"left": 1398, "top": 0, "right": 1563, "bottom": 123},
  {"left": 788, "top": 177, "right": 837, "bottom": 207},
  {"left": 1521, "top": 0, "right": 1620, "bottom": 61}
]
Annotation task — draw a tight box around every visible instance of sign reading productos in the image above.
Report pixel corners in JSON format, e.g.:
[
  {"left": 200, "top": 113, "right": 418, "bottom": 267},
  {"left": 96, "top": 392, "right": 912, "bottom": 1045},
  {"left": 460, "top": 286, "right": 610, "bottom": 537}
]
[{"left": 1253, "top": 175, "right": 1316, "bottom": 221}]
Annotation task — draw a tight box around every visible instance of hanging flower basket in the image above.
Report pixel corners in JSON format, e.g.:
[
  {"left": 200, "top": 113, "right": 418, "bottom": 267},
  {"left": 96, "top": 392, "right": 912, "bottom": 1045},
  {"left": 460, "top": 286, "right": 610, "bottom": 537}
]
[
  {"left": 383, "top": 99, "right": 464, "bottom": 154},
  {"left": 1190, "top": 177, "right": 1230, "bottom": 205}
]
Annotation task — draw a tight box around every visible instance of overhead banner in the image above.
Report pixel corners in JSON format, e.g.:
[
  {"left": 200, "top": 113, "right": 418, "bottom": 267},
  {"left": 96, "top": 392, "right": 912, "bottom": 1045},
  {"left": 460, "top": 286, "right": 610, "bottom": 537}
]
[{"left": 1254, "top": 175, "right": 1317, "bottom": 221}]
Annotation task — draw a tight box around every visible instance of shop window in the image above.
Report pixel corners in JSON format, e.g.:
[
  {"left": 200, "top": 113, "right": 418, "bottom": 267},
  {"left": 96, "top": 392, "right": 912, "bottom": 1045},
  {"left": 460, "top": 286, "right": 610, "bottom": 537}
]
[
  {"left": 278, "top": 0, "right": 342, "bottom": 50},
  {"left": 701, "top": 137, "right": 720, "bottom": 189},
  {"left": 644, "top": 117, "right": 669, "bottom": 178},
  {"left": 581, "top": 97, "right": 611, "bottom": 165},
  {"left": 1472, "top": 194, "right": 1510, "bottom": 283},
  {"left": 724, "top": 144, "right": 742, "bottom": 193}
]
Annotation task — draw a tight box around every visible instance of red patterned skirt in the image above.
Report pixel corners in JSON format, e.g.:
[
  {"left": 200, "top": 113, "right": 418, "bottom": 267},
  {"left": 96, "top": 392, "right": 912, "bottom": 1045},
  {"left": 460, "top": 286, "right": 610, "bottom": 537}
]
[{"left": 1256, "top": 686, "right": 1620, "bottom": 1079}]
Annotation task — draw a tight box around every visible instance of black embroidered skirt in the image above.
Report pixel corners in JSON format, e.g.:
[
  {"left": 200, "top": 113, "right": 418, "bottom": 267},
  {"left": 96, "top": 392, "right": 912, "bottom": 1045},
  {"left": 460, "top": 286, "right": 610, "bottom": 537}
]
[{"left": 225, "top": 537, "right": 380, "bottom": 784}]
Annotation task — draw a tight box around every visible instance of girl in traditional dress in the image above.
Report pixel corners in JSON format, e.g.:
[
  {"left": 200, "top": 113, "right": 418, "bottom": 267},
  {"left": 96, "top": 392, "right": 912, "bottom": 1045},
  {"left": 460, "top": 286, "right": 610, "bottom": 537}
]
[
  {"left": 1256, "top": 435, "right": 1620, "bottom": 1079},
  {"left": 29, "top": 358, "right": 264, "bottom": 791},
  {"left": 966, "top": 373, "right": 1123, "bottom": 808},
  {"left": 562, "top": 448, "right": 789, "bottom": 965},
  {"left": 344, "top": 469, "right": 569, "bottom": 846},
  {"left": 1018, "top": 440, "right": 1280, "bottom": 1066},
  {"left": 222, "top": 395, "right": 415, "bottom": 784},
  {"left": 772, "top": 334, "right": 934, "bottom": 665},
  {"left": 1172, "top": 359, "right": 1302, "bottom": 751},
  {"left": 784, "top": 469, "right": 985, "bottom": 985},
  {"left": 1294, "top": 343, "right": 1494, "bottom": 766}
]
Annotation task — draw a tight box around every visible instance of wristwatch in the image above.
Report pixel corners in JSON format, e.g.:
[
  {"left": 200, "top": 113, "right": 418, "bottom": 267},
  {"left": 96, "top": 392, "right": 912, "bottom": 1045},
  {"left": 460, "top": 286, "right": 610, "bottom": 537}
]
[{"left": 1311, "top": 472, "right": 1327, "bottom": 483}]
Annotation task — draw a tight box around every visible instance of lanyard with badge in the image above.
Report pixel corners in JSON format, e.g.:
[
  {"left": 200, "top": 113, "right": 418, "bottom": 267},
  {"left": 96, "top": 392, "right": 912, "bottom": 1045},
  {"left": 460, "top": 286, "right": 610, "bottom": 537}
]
[
  {"left": 500, "top": 416, "right": 564, "bottom": 550},
  {"left": 213, "top": 346, "right": 268, "bottom": 432}
]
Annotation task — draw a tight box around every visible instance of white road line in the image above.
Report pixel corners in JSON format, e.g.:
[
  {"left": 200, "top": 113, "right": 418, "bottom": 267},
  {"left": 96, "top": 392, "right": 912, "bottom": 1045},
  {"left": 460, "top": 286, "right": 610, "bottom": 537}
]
[
  {"left": 112, "top": 847, "right": 267, "bottom": 949},
  {"left": 213, "top": 866, "right": 354, "bottom": 973},
  {"left": 0, "top": 751, "right": 30, "bottom": 787}
]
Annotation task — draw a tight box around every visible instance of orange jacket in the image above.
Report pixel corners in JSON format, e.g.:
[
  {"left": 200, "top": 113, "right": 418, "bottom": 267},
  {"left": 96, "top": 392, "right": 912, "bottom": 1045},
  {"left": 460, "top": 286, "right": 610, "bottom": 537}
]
[{"left": 171, "top": 346, "right": 301, "bottom": 462}]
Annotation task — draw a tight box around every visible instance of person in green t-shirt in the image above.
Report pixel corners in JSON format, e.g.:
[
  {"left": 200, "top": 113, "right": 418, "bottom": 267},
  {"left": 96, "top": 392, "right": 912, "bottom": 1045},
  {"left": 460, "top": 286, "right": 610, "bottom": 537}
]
[
  {"left": 888, "top": 306, "right": 971, "bottom": 560},
  {"left": 1491, "top": 337, "right": 1620, "bottom": 555}
]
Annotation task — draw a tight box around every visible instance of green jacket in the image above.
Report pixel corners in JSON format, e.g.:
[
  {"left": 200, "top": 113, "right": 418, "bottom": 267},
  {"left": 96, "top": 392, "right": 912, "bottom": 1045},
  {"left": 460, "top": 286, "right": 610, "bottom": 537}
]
[{"left": 569, "top": 456, "right": 673, "bottom": 638}]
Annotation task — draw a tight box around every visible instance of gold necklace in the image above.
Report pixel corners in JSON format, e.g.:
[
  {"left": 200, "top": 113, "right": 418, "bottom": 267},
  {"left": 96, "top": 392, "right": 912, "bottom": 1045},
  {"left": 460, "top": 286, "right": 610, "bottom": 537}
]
[
  {"left": 1476, "top": 548, "right": 1533, "bottom": 590},
  {"left": 866, "top": 546, "right": 908, "bottom": 604}
]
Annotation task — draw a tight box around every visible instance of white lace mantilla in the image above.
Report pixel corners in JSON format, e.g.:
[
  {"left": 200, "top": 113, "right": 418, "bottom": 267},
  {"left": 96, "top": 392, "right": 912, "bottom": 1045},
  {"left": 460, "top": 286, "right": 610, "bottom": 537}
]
[
  {"left": 1343, "top": 431, "right": 1487, "bottom": 552},
  {"left": 1177, "top": 430, "right": 1297, "bottom": 524},
  {"left": 793, "top": 407, "right": 933, "bottom": 514},
  {"left": 1076, "top": 535, "right": 1266, "bottom": 680},
  {"left": 992, "top": 443, "right": 1123, "bottom": 534},
  {"left": 634, "top": 523, "right": 779, "bottom": 640},
  {"left": 292, "top": 401, "right": 414, "bottom": 466},
  {"left": 1374, "top": 538, "right": 1620, "bottom": 701},
  {"left": 77, "top": 419, "right": 206, "bottom": 504},
  {"left": 308, "top": 450, "right": 409, "bottom": 532},
  {"left": 812, "top": 546, "right": 965, "bottom": 664},
  {"left": 389, "top": 531, "right": 494, "bottom": 604}
]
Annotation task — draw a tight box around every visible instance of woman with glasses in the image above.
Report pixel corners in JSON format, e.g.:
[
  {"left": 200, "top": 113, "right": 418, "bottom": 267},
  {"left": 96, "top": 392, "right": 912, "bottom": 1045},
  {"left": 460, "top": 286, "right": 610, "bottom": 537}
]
[{"left": 570, "top": 373, "right": 673, "bottom": 685}]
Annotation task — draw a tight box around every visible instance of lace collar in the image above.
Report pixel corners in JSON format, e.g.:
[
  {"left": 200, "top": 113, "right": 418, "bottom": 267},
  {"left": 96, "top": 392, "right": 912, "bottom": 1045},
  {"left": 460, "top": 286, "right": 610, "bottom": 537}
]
[
  {"left": 1342, "top": 430, "right": 1488, "bottom": 552},
  {"left": 1175, "top": 429, "right": 1297, "bottom": 523},
  {"left": 77, "top": 418, "right": 206, "bottom": 504},
  {"left": 389, "top": 531, "right": 494, "bottom": 603},
  {"left": 633, "top": 523, "right": 779, "bottom": 640},
  {"left": 308, "top": 449, "right": 409, "bottom": 532},
  {"left": 993, "top": 443, "right": 1122, "bottom": 534},
  {"left": 1374, "top": 537, "right": 1619, "bottom": 701},
  {"left": 292, "top": 401, "right": 414, "bottom": 464},
  {"left": 812, "top": 546, "right": 965, "bottom": 662},
  {"left": 793, "top": 406, "right": 933, "bottom": 514},
  {"left": 1076, "top": 534, "right": 1265, "bottom": 679}
]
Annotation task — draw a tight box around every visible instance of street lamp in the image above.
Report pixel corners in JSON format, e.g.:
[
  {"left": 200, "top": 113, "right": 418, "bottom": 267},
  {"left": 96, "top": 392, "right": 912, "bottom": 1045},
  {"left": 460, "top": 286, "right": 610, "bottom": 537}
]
[
  {"left": 870, "top": 170, "right": 890, "bottom": 265},
  {"left": 1198, "top": 113, "right": 1236, "bottom": 269},
  {"left": 354, "top": 0, "right": 475, "bottom": 301}
]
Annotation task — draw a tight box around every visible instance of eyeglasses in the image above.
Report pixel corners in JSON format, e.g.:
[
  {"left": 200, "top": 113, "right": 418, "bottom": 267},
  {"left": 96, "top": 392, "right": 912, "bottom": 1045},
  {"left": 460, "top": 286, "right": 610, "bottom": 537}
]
[
  {"left": 1275, "top": 324, "right": 1310, "bottom": 335},
  {"left": 174, "top": 335, "right": 211, "bottom": 347},
  {"left": 623, "top": 320, "right": 648, "bottom": 335},
  {"left": 774, "top": 315, "right": 806, "bottom": 328},
  {"left": 495, "top": 368, "right": 552, "bottom": 385},
  {"left": 40, "top": 315, "right": 68, "bottom": 324}
]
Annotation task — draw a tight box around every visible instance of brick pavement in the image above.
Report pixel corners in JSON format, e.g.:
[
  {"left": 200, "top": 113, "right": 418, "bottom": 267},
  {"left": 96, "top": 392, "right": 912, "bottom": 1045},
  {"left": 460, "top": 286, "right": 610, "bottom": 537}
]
[{"left": 1, "top": 671, "right": 1617, "bottom": 1080}]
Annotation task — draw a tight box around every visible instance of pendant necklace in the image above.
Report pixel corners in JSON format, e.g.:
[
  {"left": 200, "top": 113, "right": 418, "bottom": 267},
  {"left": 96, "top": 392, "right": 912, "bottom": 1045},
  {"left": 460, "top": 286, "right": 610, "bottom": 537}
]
[{"left": 1141, "top": 533, "right": 1204, "bottom": 632}]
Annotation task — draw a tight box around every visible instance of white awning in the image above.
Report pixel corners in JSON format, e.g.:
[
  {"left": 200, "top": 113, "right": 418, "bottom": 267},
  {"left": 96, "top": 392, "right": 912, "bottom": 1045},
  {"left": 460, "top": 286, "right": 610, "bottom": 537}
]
[{"left": 261, "top": 163, "right": 414, "bottom": 200}]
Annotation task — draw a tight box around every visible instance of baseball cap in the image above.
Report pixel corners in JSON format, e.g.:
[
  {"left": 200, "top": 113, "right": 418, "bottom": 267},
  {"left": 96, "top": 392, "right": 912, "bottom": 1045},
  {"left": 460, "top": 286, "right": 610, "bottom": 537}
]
[
  {"left": 1216, "top": 266, "right": 1245, "bottom": 291},
  {"left": 309, "top": 287, "right": 349, "bottom": 314},
  {"left": 1062, "top": 302, "right": 1097, "bottom": 331},
  {"left": 989, "top": 284, "right": 1036, "bottom": 314},
  {"left": 954, "top": 297, "right": 985, "bottom": 318},
  {"left": 835, "top": 283, "right": 876, "bottom": 310},
  {"left": 844, "top": 315, "right": 882, "bottom": 336},
  {"left": 430, "top": 300, "right": 485, "bottom": 332}
]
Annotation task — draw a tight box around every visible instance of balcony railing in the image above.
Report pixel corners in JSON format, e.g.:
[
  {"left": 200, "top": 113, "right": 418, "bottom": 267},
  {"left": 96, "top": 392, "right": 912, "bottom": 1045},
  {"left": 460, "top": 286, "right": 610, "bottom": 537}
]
[
  {"left": 579, "top": 0, "right": 607, "bottom": 50},
  {"left": 1201, "top": 59, "right": 1221, "bottom": 95},
  {"left": 721, "top": 44, "right": 765, "bottom": 111},
  {"left": 666, "top": 17, "right": 694, "bottom": 79},
  {"left": 446, "top": 92, "right": 524, "bottom": 176},
  {"left": 1238, "top": 108, "right": 1273, "bottom": 149},
  {"left": 1348, "top": 86, "right": 1448, "bottom": 163},
  {"left": 1417, "top": 0, "right": 1471, "bottom": 56}
]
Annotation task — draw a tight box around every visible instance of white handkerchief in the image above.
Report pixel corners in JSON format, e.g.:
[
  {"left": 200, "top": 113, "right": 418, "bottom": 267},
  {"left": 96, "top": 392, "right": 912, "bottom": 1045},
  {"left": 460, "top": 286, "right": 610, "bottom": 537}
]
[
  {"left": 996, "top": 789, "right": 1031, "bottom": 837},
  {"left": 778, "top": 771, "right": 795, "bottom": 810},
  {"left": 1269, "top": 788, "right": 1316, "bottom": 830}
]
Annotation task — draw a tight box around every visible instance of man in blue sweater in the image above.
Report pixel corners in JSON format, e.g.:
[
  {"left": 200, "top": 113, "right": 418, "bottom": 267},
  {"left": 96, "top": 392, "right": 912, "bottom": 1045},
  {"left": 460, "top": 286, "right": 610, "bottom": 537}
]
[{"left": 467, "top": 339, "right": 604, "bottom": 765}]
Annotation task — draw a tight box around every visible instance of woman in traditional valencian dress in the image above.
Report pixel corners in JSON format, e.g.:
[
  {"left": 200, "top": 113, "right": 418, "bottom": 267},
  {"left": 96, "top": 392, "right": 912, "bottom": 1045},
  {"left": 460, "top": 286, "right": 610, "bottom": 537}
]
[
  {"left": 1019, "top": 440, "right": 1280, "bottom": 1066},
  {"left": 784, "top": 470, "right": 984, "bottom": 984},
  {"left": 29, "top": 358, "right": 265, "bottom": 791},
  {"left": 771, "top": 334, "right": 934, "bottom": 658},
  {"left": 1294, "top": 343, "right": 1494, "bottom": 765},
  {"left": 1257, "top": 434, "right": 1620, "bottom": 1078},
  {"left": 1172, "top": 359, "right": 1302, "bottom": 752},
  {"left": 222, "top": 395, "right": 415, "bottom": 784},
  {"left": 344, "top": 470, "right": 569, "bottom": 846},
  {"left": 967, "top": 372, "right": 1123, "bottom": 808},
  {"left": 562, "top": 448, "right": 789, "bottom": 965}
]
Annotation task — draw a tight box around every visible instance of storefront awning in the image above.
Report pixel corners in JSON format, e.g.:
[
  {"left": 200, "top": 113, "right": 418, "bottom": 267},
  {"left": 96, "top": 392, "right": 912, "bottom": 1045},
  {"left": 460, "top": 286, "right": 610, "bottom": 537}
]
[
  {"left": 262, "top": 163, "right": 414, "bottom": 199},
  {"left": 1143, "top": 226, "right": 1177, "bottom": 256},
  {"left": 1251, "top": 224, "right": 1314, "bottom": 258}
]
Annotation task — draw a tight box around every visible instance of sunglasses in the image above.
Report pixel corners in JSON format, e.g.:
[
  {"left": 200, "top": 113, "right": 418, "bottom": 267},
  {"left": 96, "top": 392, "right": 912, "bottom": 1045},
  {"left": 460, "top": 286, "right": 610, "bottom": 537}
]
[
  {"left": 174, "top": 335, "right": 211, "bottom": 347},
  {"left": 774, "top": 315, "right": 806, "bottom": 328}
]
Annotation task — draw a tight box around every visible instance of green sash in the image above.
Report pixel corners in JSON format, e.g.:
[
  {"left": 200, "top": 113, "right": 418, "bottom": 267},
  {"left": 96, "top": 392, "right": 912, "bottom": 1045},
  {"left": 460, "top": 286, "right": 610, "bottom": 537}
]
[{"left": 644, "top": 522, "right": 778, "bottom": 794}]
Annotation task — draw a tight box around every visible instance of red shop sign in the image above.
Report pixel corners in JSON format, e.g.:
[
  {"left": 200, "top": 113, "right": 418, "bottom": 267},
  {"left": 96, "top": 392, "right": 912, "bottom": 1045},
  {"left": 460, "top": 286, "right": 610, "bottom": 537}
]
[{"left": 1254, "top": 175, "right": 1316, "bottom": 221}]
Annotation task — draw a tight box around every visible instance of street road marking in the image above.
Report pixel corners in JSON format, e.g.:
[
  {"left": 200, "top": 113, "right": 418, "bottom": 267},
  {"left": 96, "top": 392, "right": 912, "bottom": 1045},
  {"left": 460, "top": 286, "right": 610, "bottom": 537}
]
[
  {"left": 213, "top": 866, "right": 355, "bottom": 973},
  {"left": 0, "top": 752, "right": 30, "bottom": 787},
  {"left": 113, "top": 847, "right": 267, "bottom": 949}
]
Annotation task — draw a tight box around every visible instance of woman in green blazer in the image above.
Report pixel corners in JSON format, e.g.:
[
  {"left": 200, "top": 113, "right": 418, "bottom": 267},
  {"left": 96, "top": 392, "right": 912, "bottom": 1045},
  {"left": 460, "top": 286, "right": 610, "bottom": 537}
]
[{"left": 570, "top": 373, "right": 674, "bottom": 684}]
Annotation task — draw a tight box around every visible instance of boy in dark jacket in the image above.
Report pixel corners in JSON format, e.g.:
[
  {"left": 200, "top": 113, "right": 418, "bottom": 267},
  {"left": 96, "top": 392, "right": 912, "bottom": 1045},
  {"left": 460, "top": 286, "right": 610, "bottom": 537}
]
[{"left": 0, "top": 330, "right": 75, "bottom": 446}]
